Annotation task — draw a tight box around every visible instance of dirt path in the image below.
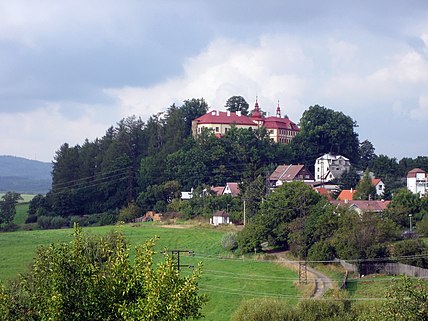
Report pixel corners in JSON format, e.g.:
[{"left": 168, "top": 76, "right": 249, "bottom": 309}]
[
  {"left": 271, "top": 253, "right": 334, "bottom": 298},
  {"left": 305, "top": 264, "right": 334, "bottom": 298}
]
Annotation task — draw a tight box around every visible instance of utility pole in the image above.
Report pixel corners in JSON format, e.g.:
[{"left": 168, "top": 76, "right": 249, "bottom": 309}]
[
  {"left": 299, "top": 260, "right": 308, "bottom": 284},
  {"left": 243, "top": 199, "right": 246, "bottom": 226},
  {"left": 128, "top": 167, "right": 134, "bottom": 203},
  {"left": 170, "top": 250, "right": 194, "bottom": 271}
]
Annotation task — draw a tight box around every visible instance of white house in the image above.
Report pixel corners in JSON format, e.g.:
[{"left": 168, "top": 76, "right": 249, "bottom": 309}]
[
  {"left": 223, "top": 182, "right": 240, "bottom": 196},
  {"left": 407, "top": 168, "right": 428, "bottom": 197},
  {"left": 210, "top": 210, "right": 230, "bottom": 226},
  {"left": 314, "top": 153, "right": 351, "bottom": 182},
  {"left": 371, "top": 178, "right": 385, "bottom": 197}
]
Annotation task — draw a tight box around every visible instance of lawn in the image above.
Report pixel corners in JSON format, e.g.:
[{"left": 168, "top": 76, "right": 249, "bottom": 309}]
[
  {"left": 14, "top": 203, "right": 30, "bottom": 225},
  {"left": 0, "top": 223, "right": 299, "bottom": 321}
]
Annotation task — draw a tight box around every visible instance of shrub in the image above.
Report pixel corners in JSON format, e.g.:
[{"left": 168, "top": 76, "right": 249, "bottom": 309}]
[
  {"left": 221, "top": 232, "right": 238, "bottom": 251},
  {"left": 37, "top": 216, "right": 68, "bottom": 229},
  {"left": 393, "top": 238, "right": 428, "bottom": 268},
  {"left": 70, "top": 215, "right": 88, "bottom": 227},
  {"left": 118, "top": 203, "right": 141, "bottom": 223},
  {"left": 0, "top": 226, "right": 207, "bottom": 320},
  {"left": 308, "top": 241, "right": 335, "bottom": 262},
  {"left": 416, "top": 216, "right": 428, "bottom": 236},
  {"left": 231, "top": 298, "right": 294, "bottom": 321},
  {"left": 25, "top": 215, "right": 38, "bottom": 224},
  {"left": 237, "top": 223, "right": 266, "bottom": 254}
]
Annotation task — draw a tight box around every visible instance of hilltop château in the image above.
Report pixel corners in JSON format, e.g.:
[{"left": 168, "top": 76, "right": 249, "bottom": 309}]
[{"left": 191, "top": 98, "right": 300, "bottom": 144}]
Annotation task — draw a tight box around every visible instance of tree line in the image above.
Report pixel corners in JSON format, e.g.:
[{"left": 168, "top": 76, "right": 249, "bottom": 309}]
[{"left": 22, "top": 96, "right": 428, "bottom": 229}]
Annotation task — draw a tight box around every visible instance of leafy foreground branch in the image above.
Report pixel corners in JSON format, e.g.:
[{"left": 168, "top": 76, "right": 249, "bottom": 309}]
[{"left": 0, "top": 225, "right": 207, "bottom": 321}]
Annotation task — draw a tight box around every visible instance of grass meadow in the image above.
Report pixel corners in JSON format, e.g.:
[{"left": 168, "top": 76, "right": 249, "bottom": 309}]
[{"left": 0, "top": 223, "right": 299, "bottom": 321}]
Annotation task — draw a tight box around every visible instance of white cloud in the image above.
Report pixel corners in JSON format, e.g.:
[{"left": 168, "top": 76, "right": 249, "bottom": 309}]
[
  {"left": 107, "top": 36, "right": 311, "bottom": 120},
  {"left": 0, "top": 104, "right": 108, "bottom": 162},
  {"left": 410, "top": 94, "right": 428, "bottom": 120}
]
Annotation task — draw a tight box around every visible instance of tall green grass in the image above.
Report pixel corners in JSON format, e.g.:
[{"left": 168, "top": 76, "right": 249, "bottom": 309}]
[
  {"left": 0, "top": 224, "right": 299, "bottom": 321},
  {"left": 14, "top": 203, "right": 30, "bottom": 225}
]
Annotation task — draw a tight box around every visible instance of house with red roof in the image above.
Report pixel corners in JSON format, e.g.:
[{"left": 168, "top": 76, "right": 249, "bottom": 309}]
[
  {"left": 407, "top": 168, "right": 428, "bottom": 197},
  {"left": 223, "top": 182, "right": 240, "bottom": 196},
  {"left": 371, "top": 178, "right": 385, "bottom": 197},
  {"left": 191, "top": 98, "right": 300, "bottom": 144},
  {"left": 269, "top": 164, "right": 314, "bottom": 187},
  {"left": 330, "top": 200, "right": 391, "bottom": 216},
  {"left": 210, "top": 210, "right": 230, "bottom": 226},
  {"left": 337, "top": 189, "right": 356, "bottom": 201}
]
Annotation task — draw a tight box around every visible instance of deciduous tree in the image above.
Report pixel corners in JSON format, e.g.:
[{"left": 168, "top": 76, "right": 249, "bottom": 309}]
[
  {"left": 0, "top": 226, "right": 207, "bottom": 320},
  {"left": 0, "top": 192, "right": 22, "bottom": 225}
]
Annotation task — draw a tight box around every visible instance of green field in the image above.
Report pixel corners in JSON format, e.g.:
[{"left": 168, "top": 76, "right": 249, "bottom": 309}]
[
  {"left": 14, "top": 203, "right": 30, "bottom": 225},
  {"left": 0, "top": 224, "right": 299, "bottom": 321}
]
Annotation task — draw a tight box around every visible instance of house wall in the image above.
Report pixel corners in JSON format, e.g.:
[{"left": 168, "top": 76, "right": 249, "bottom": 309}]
[
  {"left": 196, "top": 123, "right": 257, "bottom": 136},
  {"left": 407, "top": 173, "right": 428, "bottom": 196},
  {"left": 211, "top": 216, "right": 230, "bottom": 226},
  {"left": 375, "top": 182, "right": 384, "bottom": 196},
  {"left": 315, "top": 154, "right": 350, "bottom": 182}
]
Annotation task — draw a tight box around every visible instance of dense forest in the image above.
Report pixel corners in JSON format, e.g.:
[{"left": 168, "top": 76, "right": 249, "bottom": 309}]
[{"left": 27, "top": 96, "right": 428, "bottom": 228}]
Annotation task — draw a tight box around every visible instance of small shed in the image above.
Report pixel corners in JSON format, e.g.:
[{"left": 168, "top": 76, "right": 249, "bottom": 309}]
[{"left": 210, "top": 210, "right": 230, "bottom": 226}]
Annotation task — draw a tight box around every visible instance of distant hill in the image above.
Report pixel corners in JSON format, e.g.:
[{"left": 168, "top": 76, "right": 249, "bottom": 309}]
[{"left": 0, "top": 155, "right": 52, "bottom": 194}]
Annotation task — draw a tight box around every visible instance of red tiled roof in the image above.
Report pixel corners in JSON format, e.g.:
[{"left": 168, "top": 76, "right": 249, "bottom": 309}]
[
  {"left": 331, "top": 200, "right": 391, "bottom": 212},
  {"left": 371, "top": 178, "right": 382, "bottom": 186},
  {"left": 194, "top": 110, "right": 256, "bottom": 126},
  {"left": 262, "top": 116, "right": 300, "bottom": 131},
  {"left": 225, "top": 182, "right": 240, "bottom": 196},
  {"left": 270, "top": 164, "right": 305, "bottom": 181},
  {"left": 337, "top": 189, "right": 356, "bottom": 201},
  {"left": 407, "top": 168, "right": 427, "bottom": 178},
  {"left": 213, "top": 210, "right": 229, "bottom": 217},
  {"left": 211, "top": 186, "right": 225, "bottom": 196},
  {"left": 314, "top": 187, "right": 333, "bottom": 200}
]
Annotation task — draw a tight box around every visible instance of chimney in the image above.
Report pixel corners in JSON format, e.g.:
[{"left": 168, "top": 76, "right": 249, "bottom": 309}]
[
  {"left": 237, "top": 111, "right": 241, "bottom": 116},
  {"left": 212, "top": 111, "right": 216, "bottom": 116},
  {"left": 227, "top": 111, "right": 230, "bottom": 116},
  {"left": 216, "top": 110, "right": 220, "bottom": 116}
]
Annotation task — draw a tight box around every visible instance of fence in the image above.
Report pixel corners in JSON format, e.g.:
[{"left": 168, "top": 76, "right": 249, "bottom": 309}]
[{"left": 339, "top": 260, "right": 428, "bottom": 279}]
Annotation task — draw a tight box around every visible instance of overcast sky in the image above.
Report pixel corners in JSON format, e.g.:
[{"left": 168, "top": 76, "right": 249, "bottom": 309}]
[{"left": 1, "top": 0, "right": 428, "bottom": 162}]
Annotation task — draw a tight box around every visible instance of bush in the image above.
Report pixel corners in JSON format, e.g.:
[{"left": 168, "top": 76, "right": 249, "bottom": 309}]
[
  {"left": 231, "top": 298, "right": 294, "bottom": 321},
  {"left": 118, "top": 203, "right": 141, "bottom": 223},
  {"left": 416, "top": 216, "right": 428, "bottom": 236},
  {"left": 237, "top": 223, "right": 266, "bottom": 254},
  {"left": 70, "top": 215, "right": 88, "bottom": 227},
  {"left": 221, "top": 232, "right": 238, "bottom": 251},
  {"left": 0, "top": 223, "right": 18, "bottom": 232},
  {"left": 393, "top": 238, "right": 428, "bottom": 268},
  {"left": 308, "top": 241, "right": 335, "bottom": 262},
  {"left": 0, "top": 226, "right": 207, "bottom": 320},
  {"left": 232, "top": 298, "right": 357, "bottom": 321},
  {"left": 295, "top": 299, "right": 355, "bottom": 321},
  {"left": 37, "top": 216, "right": 68, "bottom": 229},
  {"left": 25, "top": 215, "right": 38, "bottom": 224}
]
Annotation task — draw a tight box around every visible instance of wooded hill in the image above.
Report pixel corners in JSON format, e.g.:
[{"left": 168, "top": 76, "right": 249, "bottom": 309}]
[
  {"left": 27, "top": 97, "right": 428, "bottom": 221},
  {"left": 0, "top": 156, "right": 51, "bottom": 194}
]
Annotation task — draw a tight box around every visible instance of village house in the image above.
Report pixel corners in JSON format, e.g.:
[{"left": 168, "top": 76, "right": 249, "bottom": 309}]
[
  {"left": 407, "top": 168, "right": 428, "bottom": 197},
  {"left": 337, "top": 189, "right": 356, "bottom": 201},
  {"left": 269, "top": 164, "right": 314, "bottom": 187},
  {"left": 210, "top": 210, "right": 230, "bottom": 226},
  {"left": 223, "top": 182, "right": 240, "bottom": 196},
  {"left": 192, "top": 99, "right": 300, "bottom": 144},
  {"left": 314, "top": 153, "right": 351, "bottom": 182},
  {"left": 330, "top": 200, "right": 391, "bottom": 216},
  {"left": 372, "top": 178, "right": 385, "bottom": 197}
]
